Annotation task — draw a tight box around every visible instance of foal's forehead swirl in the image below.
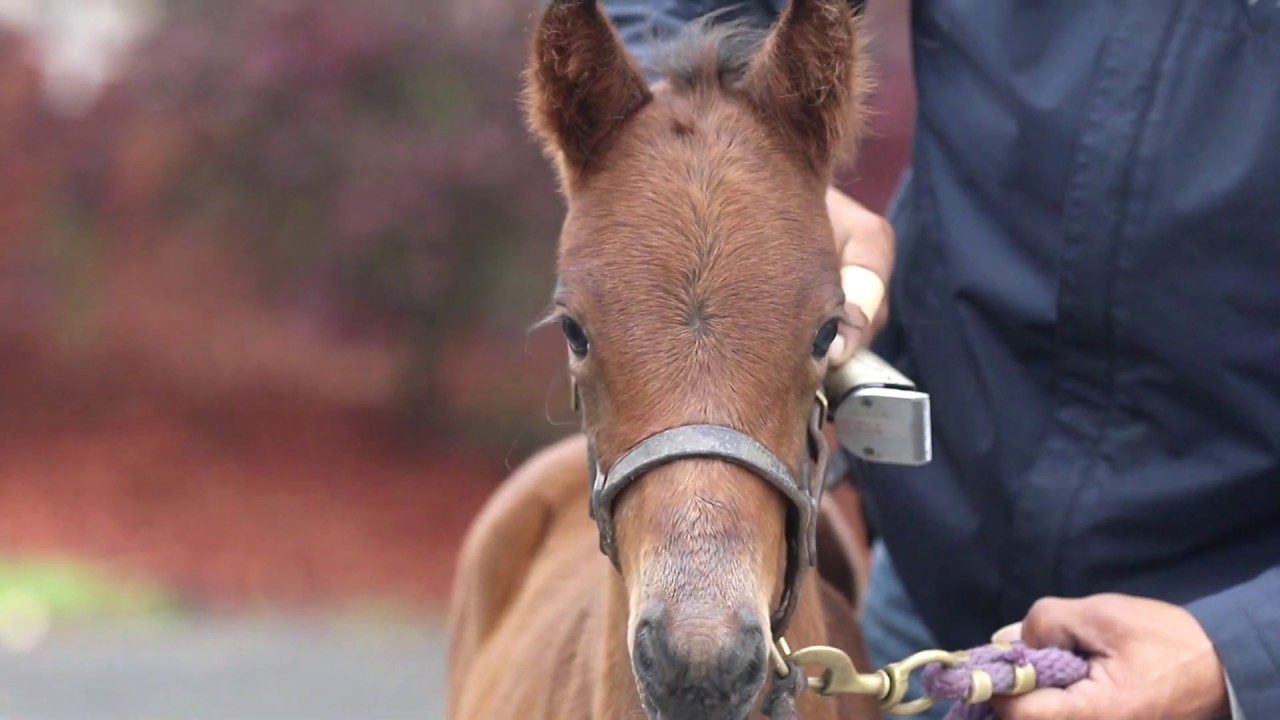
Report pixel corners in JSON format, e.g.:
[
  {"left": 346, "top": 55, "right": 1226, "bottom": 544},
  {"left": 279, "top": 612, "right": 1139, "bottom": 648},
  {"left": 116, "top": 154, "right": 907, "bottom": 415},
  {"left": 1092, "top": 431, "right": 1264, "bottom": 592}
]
[{"left": 554, "top": 97, "right": 841, "bottom": 310}]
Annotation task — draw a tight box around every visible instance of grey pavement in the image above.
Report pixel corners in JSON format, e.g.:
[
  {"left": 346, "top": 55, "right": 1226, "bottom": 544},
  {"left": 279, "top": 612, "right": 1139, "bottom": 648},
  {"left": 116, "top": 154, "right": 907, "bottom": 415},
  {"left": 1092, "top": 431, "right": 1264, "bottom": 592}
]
[{"left": 0, "top": 616, "right": 448, "bottom": 720}]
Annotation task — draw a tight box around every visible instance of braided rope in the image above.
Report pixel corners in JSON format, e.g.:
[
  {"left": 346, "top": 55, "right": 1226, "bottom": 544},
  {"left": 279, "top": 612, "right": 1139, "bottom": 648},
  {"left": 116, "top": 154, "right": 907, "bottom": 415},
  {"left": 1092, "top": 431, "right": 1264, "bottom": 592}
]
[{"left": 921, "top": 642, "right": 1088, "bottom": 720}]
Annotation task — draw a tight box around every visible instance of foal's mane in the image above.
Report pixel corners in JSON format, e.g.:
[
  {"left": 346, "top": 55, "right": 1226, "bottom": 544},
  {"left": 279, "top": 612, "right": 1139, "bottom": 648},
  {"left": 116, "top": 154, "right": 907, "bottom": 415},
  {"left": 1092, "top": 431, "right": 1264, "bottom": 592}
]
[
  {"left": 648, "top": 18, "right": 769, "bottom": 95},
  {"left": 645, "top": 9, "right": 870, "bottom": 169}
]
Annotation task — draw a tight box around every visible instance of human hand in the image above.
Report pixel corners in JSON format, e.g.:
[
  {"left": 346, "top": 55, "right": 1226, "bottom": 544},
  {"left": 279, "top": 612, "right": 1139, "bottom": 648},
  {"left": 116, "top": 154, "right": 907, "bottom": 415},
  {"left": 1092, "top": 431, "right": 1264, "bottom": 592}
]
[
  {"left": 825, "top": 185, "right": 894, "bottom": 366},
  {"left": 991, "top": 594, "right": 1230, "bottom": 720}
]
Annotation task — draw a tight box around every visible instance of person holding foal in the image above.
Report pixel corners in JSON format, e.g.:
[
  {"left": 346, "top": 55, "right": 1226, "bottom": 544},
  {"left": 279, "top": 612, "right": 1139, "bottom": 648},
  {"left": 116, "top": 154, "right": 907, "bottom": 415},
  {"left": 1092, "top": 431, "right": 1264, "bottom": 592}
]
[{"left": 605, "top": 1, "right": 1280, "bottom": 718}]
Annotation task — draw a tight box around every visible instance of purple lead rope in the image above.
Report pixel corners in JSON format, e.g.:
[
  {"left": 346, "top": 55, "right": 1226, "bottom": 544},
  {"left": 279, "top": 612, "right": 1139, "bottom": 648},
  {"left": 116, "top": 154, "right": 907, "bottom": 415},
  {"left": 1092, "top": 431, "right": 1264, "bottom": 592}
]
[{"left": 920, "top": 642, "right": 1089, "bottom": 720}]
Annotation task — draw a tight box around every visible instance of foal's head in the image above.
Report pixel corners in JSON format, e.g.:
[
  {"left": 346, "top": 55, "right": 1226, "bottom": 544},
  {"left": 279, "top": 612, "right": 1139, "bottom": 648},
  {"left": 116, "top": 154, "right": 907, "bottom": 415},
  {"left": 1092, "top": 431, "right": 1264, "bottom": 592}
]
[{"left": 526, "top": 1, "right": 867, "bottom": 717}]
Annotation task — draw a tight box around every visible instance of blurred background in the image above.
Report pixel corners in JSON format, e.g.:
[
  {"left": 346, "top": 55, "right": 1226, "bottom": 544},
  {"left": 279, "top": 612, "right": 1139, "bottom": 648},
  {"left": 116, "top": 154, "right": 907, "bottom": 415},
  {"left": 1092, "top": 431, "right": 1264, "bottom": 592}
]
[{"left": 0, "top": 0, "right": 913, "bottom": 717}]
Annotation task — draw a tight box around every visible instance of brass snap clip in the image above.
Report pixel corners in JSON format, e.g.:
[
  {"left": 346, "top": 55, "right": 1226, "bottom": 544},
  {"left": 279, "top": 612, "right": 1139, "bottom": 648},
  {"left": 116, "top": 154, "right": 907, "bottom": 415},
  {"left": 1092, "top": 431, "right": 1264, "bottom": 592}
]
[
  {"left": 876, "top": 649, "right": 967, "bottom": 715},
  {"left": 773, "top": 638, "right": 971, "bottom": 716}
]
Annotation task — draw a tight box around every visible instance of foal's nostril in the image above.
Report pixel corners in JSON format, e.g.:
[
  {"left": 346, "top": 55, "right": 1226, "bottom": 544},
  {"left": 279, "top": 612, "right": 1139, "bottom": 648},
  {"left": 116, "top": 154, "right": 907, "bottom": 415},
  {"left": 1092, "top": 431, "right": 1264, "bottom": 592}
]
[
  {"left": 633, "top": 607, "right": 769, "bottom": 720},
  {"left": 633, "top": 605, "right": 669, "bottom": 684},
  {"left": 725, "top": 617, "right": 767, "bottom": 688}
]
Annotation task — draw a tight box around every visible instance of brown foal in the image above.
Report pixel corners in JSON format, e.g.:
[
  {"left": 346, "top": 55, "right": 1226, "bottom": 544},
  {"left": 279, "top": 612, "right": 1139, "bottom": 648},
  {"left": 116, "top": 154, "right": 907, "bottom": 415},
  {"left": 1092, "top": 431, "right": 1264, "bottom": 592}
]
[{"left": 448, "top": 1, "right": 879, "bottom": 717}]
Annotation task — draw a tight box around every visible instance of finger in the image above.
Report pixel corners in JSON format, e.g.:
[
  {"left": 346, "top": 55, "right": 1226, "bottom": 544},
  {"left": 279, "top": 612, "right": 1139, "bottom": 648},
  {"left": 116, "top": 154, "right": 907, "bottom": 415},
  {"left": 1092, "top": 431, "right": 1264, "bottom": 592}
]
[
  {"left": 828, "top": 265, "right": 877, "bottom": 365},
  {"left": 838, "top": 219, "right": 894, "bottom": 285},
  {"left": 841, "top": 265, "right": 886, "bottom": 334},
  {"left": 990, "top": 684, "right": 1098, "bottom": 720},
  {"left": 826, "top": 304, "right": 868, "bottom": 366},
  {"left": 825, "top": 186, "right": 894, "bottom": 365},
  {"left": 992, "top": 622, "right": 1023, "bottom": 644},
  {"left": 827, "top": 333, "right": 849, "bottom": 366},
  {"left": 831, "top": 272, "right": 887, "bottom": 365},
  {"left": 871, "top": 295, "right": 890, "bottom": 337},
  {"left": 826, "top": 187, "right": 895, "bottom": 283},
  {"left": 1021, "top": 597, "right": 1111, "bottom": 654}
]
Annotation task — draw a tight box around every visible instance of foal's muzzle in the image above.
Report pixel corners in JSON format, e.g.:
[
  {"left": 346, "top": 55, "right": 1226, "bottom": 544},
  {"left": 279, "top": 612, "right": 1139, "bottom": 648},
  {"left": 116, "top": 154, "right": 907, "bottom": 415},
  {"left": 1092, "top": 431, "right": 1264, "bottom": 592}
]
[{"left": 632, "top": 604, "right": 768, "bottom": 720}]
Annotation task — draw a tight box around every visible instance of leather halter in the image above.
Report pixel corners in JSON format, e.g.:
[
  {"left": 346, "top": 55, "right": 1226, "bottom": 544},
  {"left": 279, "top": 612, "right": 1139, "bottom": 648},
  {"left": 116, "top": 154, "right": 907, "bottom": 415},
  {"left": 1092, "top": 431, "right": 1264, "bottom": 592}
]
[{"left": 580, "top": 387, "right": 831, "bottom": 635}]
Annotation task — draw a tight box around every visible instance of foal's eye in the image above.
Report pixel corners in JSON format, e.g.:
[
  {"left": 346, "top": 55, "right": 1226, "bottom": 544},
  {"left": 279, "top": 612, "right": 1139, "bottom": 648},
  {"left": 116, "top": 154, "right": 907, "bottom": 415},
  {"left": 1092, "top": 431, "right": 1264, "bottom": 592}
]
[
  {"left": 812, "top": 319, "right": 839, "bottom": 359},
  {"left": 561, "top": 317, "right": 590, "bottom": 357}
]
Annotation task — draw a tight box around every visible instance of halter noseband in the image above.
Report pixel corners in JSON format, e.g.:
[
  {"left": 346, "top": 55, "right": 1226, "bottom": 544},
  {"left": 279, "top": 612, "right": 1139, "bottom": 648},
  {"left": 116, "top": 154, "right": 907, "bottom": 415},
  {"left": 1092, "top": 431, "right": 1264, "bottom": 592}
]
[{"left": 579, "top": 386, "right": 831, "bottom": 635}]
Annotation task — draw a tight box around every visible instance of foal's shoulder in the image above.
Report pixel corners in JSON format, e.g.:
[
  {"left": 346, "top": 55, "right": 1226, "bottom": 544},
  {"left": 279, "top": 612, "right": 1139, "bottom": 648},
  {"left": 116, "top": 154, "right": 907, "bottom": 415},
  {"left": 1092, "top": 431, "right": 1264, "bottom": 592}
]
[
  {"left": 451, "top": 432, "right": 589, "bottom": 610},
  {"left": 447, "top": 434, "right": 590, "bottom": 704},
  {"left": 476, "top": 433, "right": 590, "bottom": 531}
]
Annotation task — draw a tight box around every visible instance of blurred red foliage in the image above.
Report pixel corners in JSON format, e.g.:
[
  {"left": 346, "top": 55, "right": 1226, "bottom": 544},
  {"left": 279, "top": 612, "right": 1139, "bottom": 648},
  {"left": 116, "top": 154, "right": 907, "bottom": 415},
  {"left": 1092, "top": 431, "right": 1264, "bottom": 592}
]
[
  {"left": 0, "top": 338, "right": 501, "bottom": 611},
  {"left": 0, "top": 4, "right": 565, "bottom": 611},
  {"left": 0, "top": 1, "right": 913, "bottom": 611},
  {"left": 60, "top": 0, "right": 566, "bottom": 438}
]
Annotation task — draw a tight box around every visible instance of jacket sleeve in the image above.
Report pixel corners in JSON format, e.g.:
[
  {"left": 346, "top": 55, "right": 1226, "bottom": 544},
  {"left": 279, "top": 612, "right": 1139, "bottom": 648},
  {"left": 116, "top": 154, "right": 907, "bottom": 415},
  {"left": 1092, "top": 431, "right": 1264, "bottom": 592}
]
[
  {"left": 601, "top": 0, "right": 783, "bottom": 77},
  {"left": 1186, "top": 566, "right": 1280, "bottom": 718}
]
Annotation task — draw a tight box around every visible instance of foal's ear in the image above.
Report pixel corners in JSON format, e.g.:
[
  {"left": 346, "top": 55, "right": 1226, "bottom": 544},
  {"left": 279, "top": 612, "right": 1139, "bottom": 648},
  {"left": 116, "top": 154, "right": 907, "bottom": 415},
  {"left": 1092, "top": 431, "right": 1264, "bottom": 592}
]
[
  {"left": 744, "top": 0, "right": 868, "bottom": 171},
  {"left": 524, "top": 0, "right": 652, "bottom": 182}
]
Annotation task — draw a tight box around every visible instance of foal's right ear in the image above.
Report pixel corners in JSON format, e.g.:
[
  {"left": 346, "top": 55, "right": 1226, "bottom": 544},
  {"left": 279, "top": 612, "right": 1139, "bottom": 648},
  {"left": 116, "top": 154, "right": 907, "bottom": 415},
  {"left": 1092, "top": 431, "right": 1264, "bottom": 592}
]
[
  {"left": 524, "top": 0, "right": 653, "bottom": 184},
  {"left": 743, "top": 0, "right": 868, "bottom": 172}
]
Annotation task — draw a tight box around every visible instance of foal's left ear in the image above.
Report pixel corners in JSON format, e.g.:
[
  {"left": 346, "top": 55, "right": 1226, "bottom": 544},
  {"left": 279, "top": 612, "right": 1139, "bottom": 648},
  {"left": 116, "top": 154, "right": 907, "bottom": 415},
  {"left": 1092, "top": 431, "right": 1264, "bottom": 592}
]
[
  {"left": 524, "top": 0, "right": 653, "bottom": 183},
  {"left": 744, "top": 0, "right": 868, "bottom": 172}
]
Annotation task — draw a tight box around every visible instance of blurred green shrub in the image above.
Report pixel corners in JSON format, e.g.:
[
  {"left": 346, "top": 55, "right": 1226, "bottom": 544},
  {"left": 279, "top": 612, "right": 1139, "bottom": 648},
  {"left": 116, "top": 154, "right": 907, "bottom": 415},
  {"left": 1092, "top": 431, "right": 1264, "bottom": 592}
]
[{"left": 0, "top": 557, "right": 179, "bottom": 621}]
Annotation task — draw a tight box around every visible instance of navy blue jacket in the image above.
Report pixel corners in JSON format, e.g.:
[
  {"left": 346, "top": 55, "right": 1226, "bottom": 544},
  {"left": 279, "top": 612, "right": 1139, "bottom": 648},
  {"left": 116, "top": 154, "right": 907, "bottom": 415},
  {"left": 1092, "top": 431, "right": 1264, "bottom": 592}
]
[{"left": 605, "top": 0, "right": 1280, "bottom": 714}]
